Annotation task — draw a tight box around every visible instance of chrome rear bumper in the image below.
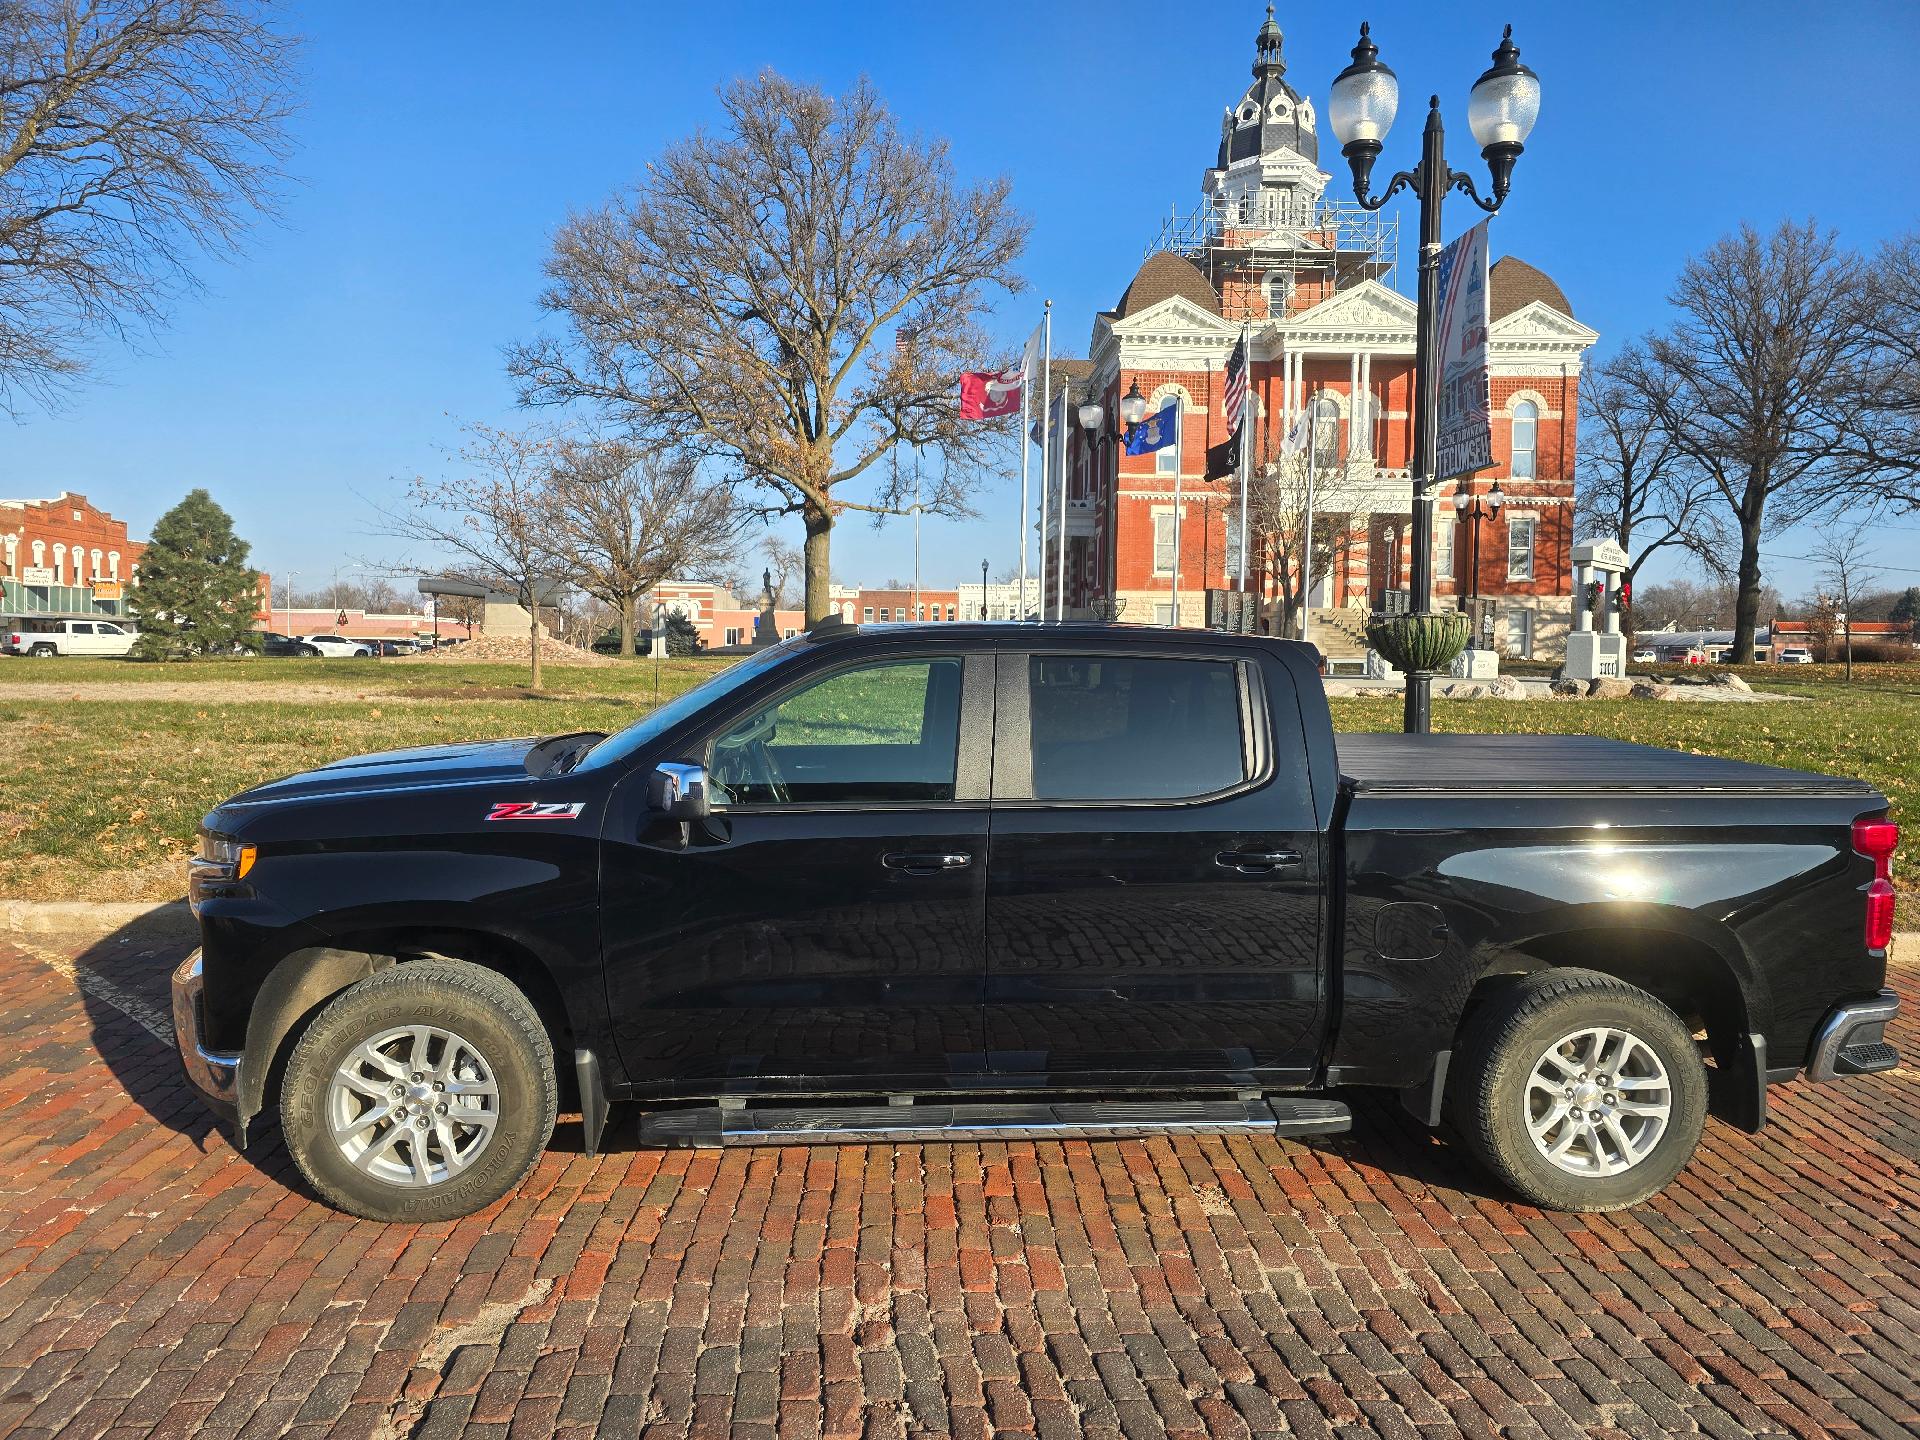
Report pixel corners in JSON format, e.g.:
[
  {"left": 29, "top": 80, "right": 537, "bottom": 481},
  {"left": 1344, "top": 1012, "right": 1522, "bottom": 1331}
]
[
  {"left": 1805, "top": 989, "right": 1900, "bottom": 1082},
  {"left": 170, "top": 949, "right": 243, "bottom": 1122}
]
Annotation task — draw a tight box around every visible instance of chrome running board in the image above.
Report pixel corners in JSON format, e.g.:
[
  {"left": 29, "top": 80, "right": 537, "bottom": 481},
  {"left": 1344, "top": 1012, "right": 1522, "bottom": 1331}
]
[{"left": 639, "top": 1097, "right": 1351, "bottom": 1148}]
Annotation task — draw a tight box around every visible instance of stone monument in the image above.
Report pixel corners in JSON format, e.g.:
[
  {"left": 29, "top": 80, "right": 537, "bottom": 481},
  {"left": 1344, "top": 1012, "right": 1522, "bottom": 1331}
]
[
  {"left": 1564, "top": 538, "right": 1630, "bottom": 681},
  {"left": 751, "top": 567, "right": 781, "bottom": 648}
]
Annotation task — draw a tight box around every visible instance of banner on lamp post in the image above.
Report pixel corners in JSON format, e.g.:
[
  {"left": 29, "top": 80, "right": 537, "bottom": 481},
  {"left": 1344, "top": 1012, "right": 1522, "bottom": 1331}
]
[{"left": 1434, "top": 219, "right": 1493, "bottom": 479}]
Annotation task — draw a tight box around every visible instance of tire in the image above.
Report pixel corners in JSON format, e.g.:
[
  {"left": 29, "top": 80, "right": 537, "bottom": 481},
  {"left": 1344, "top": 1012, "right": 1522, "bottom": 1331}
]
[
  {"left": 279, "top": 960, "right": 558, "bottom": 1222},
  {"left": 30, "top": 643, "right": 55, "bottom": 658},
  {"left": 1447, "top": 968, "right": 1707, "bottom": 1212}
]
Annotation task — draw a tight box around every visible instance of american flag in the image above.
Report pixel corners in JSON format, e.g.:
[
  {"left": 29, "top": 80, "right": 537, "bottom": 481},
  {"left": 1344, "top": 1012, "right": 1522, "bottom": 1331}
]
[{"left": 1223, "top": 332, "right": 1248, "bottom": 438}]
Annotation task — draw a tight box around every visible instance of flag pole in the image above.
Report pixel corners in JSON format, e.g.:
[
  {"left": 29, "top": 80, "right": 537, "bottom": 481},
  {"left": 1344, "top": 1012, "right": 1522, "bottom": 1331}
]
[
  {"left": 1171, "top": 408, "right": 1182, "bottom": 628},
  {"left": 1236, "top": 319, "right": 1251, "bottom": 593},
  {"left": 1054, "top": 386, "right": 1068, "bottom": 622},
  {"left": 1301, "top": 422, "right": 1318, "bottom": 647},
  {"left": 1017, "top": 344, "right": 1031, "bottom": 622},
  {"left": 1039, "top": 300, "right": 1053, "bottom": 621}
]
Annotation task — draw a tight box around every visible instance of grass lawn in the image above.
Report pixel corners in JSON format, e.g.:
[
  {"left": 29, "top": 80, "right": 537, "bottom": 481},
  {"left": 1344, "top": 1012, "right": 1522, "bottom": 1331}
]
[{"left": 0, "top": 651, "right": 1912, "bottom": 908}]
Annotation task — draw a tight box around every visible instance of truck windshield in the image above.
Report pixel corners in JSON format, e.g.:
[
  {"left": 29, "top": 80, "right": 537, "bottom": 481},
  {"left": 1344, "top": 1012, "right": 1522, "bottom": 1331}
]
[{"left": 572, "top": 641, "right": 796, "bottom": 772}]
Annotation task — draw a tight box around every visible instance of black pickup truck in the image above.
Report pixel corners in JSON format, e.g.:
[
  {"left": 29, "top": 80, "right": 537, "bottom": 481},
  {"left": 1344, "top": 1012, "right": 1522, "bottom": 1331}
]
[{"left": 174, "top": 624, "right": 1902, "bottom": 1221}]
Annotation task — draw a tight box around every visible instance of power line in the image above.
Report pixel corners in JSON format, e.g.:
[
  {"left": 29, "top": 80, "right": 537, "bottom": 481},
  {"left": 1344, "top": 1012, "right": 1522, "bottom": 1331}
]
[{"left": 1760, "top": 549, "right": 1920, "bottom": 576}]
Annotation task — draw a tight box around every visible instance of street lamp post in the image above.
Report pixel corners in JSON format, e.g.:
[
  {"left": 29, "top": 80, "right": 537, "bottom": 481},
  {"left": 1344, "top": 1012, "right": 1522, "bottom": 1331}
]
[
  {"left": 1451, "top": 479, "right": 1505, "bottom": 648},
  {"left": 1075, "top": 399, "right": 1105, "bottom": 618},
  {"left": 1329, "top": 22, "right": 1540, "bottom": 734},
  {"left": 980, "top": 559, "right": 990, "bottom": 621}
]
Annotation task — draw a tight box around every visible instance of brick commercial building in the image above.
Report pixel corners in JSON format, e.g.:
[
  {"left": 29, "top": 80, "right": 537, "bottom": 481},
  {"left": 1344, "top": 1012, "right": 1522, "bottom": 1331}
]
[
  {"left": 1046, "top": 11, "right": 1598, "bottom": 658},
  {"left": 0, "top": 492, "right": 145, "bottom": 623}
]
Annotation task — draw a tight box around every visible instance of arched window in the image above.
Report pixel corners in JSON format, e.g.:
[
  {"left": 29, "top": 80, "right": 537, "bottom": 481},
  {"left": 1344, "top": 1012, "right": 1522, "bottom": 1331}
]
[
  {"left": 108, "top": 551, "right": 121, "bottom": 578},
  {"left": 1311, "top": 394, "right": 1341, "bottom": 468},
  {"left": 52, "top": 543, "right": 65, "bottom": 584},
  {"left": 1266, "top": 273, "right": 1292, "bottom": 317},
  {"left": 1511, "top": 400, "right": 1538, "bottom": 480},
  {"left": 1154, "top": 394, "right": 1184, "bottom": 475}
]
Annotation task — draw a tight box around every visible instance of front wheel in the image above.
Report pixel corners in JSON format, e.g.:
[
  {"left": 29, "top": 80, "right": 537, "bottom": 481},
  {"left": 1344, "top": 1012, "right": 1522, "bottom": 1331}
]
[
  {"left": 279, "top": 960, "right": 557, "bottom": 1221},
  {"left": 1448, "top": 969, "right": 1707, "bottom": 1212}
]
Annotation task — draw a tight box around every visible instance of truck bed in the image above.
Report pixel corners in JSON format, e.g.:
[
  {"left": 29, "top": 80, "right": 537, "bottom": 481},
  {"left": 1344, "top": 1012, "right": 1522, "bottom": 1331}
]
[{"left": 1336, "top": 733, "right": 1878, "bottom": 796}]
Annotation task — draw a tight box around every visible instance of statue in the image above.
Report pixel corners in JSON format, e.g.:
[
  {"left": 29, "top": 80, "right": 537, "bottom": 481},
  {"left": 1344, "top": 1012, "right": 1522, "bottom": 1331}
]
[{"left": 752, "top": 566, "right": 780, "bottom": 648}]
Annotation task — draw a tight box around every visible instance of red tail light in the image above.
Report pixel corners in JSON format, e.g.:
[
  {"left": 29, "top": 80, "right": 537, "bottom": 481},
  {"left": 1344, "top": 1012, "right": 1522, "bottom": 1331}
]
[{"left": 1854, "top": 818, "right": 1899, "bottom": 951}]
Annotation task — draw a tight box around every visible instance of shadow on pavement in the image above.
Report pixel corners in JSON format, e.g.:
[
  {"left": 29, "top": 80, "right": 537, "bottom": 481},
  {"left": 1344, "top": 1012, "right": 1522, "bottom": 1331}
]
[{"left": 69, "top": 915, "right": 309, "bottom": 1195}]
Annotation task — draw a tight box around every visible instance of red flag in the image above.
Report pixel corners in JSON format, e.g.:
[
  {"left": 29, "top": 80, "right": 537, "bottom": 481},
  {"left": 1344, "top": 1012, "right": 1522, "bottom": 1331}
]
[{"left": 959, "top": 368, "right": 1022, "bottom": 419}]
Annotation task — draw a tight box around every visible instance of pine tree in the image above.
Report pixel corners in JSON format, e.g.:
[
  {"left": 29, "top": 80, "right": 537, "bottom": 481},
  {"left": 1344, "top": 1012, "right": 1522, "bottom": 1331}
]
[{"left": 130, "top": 490, "right": 262, "bottom": 660}]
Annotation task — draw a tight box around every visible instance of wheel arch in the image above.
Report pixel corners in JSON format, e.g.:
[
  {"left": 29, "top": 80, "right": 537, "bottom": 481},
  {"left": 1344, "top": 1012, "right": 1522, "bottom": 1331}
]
[
  {"left": 236, "top": 928, "right": 577, "bottom": 1132},
  {"left": 1455, "top": 915, "right": 1772, "bottom": 1131}
]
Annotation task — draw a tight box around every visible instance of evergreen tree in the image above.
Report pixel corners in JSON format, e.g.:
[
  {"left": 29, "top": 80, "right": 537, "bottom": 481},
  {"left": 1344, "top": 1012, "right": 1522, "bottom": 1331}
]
[
  {"left": 1891, "top": 587, "right": 1920, "bottom": 630},
  {"left": 130, "top": 490, "right": 262, "bottom": 660}
]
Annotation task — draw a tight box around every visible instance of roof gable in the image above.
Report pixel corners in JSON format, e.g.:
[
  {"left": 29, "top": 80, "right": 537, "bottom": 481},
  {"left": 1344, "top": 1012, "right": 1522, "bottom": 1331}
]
[{"left": 1285, "top": 279, "right": 1417, "bottom": 334}]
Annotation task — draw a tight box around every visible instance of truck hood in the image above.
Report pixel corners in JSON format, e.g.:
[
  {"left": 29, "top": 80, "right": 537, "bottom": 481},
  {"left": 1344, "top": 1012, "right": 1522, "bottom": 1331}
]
[{"left": 219, "top": 736, "right": 544, "bottom": 809}]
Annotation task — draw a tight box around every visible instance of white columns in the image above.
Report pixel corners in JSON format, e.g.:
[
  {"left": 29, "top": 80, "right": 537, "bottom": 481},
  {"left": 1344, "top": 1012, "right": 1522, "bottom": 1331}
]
[{"left": 1357, "top": 352, "right": 1374, "bottom": 457}]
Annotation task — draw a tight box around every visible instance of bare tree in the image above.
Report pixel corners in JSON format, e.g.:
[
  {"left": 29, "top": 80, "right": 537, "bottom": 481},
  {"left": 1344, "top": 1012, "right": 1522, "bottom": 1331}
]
[
  {"left": 549, "top": 437, "right": 739, "bottom": 655},
  {"left": 0, "top": 0, "right": 295, "bottom": 411},
  {"left": 372, "top": 423, "right": 567, "bottom": 689},
  {"left": 1808, "top": 522, "right": 1883, "bottom": 680},
  {"left": 1575, "top": 344, "right": 1726, "bottom": 619},
  {"left": 508, "top": 69, "right": 1029, "bottom": 624},
  {"left": 1249, "top": 444, "right": 1360, "bottom": 640},
  {"left": 1644, "top": 220, "right": 1877, "bottom": 661}
]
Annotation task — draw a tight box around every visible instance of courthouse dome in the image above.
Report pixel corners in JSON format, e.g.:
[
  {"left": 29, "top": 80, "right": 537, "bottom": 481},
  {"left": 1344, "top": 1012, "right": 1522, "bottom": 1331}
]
[
  {"left": 1215, "top": 6, "right": 1320, "bottom": 169},
  {"left": 1490, "top": 256, "right": 1573, "bottom": 320},
  {"left": 1117, "top": 251, "right": 1222, "bottom": 319}
]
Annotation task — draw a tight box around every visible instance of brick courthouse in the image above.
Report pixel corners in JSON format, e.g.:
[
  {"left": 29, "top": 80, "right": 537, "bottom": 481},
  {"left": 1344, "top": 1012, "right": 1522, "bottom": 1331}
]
[{"left": 1047, "top": 11, "right": 1598, "bottom": 659}]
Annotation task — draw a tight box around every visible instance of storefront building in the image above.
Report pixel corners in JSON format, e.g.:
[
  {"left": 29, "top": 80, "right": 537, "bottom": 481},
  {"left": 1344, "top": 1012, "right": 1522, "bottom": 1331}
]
[{"left": 0, "top": 492, "right": 145, "bottom": 624}]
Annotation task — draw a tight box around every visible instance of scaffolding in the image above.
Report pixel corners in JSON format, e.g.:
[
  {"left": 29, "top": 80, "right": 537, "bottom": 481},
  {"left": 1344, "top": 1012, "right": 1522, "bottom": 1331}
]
[{"left": 1146, "top": 194, "right": 1400, "bottom": 319}]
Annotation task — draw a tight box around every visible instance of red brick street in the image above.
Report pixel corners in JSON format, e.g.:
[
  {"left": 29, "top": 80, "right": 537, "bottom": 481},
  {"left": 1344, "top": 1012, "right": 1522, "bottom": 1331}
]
[{"left": 0, "top": 928, "right": 1914, "bottom": 1439}]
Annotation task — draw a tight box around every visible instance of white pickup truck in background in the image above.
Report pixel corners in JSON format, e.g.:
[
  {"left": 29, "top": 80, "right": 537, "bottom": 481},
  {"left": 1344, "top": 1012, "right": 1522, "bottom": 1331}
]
[{"left": 2, "top": 619, "right": 138, "bottom": 657}]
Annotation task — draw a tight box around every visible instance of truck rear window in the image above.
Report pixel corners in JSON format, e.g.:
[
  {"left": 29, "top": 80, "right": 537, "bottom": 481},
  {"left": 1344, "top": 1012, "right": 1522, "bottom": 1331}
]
[{"left": 1027, "top": 656, "right": 1246, "bottom": 801}]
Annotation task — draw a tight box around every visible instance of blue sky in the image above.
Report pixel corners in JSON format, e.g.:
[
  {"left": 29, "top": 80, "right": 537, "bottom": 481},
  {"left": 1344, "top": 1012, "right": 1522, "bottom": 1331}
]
[{"left": 9, "top": 0, "right": 1920, "bottom": 600}]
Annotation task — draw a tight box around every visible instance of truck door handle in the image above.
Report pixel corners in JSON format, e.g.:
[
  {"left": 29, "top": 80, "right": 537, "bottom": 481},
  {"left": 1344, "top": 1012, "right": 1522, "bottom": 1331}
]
[
  {"left": 1216, "top": 848, "right": 1302, "bottom": 872},
  {"left": 882, "top": 851, "right": 972, "bottom": 874}
]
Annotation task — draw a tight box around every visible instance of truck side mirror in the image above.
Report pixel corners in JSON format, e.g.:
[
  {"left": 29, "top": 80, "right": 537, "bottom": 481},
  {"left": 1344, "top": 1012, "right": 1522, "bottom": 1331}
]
[{"left": 648, "top": 761, "right": 710, "bottom": 820}]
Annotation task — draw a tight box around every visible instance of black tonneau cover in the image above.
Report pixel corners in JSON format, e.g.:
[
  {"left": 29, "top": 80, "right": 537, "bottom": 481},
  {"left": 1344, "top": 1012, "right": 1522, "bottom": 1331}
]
[{"left": 1337, "top": 733, "right": 1877, "bottom": 796}]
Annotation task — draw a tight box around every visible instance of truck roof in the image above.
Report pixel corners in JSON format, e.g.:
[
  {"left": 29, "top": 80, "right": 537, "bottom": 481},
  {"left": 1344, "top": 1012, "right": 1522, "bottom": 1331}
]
[
  {"left": 802, "top": 620, "right": 1304, "bottom": 648},
  {"left": 1337, "top": 733, "right": 1879, "bottom": 796}
]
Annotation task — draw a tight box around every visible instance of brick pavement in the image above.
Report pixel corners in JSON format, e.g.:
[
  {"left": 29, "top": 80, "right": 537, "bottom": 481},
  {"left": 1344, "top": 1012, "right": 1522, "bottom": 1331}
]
[{"left": 0, "top": 927, "right": 1914, "bottom": 1440}]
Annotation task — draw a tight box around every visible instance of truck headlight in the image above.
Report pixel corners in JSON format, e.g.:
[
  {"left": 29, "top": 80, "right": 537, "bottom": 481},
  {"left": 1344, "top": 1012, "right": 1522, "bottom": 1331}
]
[{"left": 192, "top": 833, "right": 257, "bottom": 882}]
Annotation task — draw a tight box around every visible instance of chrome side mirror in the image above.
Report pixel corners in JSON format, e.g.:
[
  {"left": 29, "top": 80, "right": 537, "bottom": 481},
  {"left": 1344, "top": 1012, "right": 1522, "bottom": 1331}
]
[{"left": 648, "top": 761, "right": 710, "bottom": 819}]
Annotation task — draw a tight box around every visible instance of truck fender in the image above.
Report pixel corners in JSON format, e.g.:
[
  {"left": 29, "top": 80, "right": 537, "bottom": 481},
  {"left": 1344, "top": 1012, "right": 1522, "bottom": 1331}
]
[{"left": 237, "top": 947, "right": 396, "bottom": 1135}]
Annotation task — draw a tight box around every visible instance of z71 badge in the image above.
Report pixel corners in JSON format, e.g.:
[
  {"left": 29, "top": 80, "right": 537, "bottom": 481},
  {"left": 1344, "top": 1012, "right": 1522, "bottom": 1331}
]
[{"left": 485, "top": 801, "right": 585, "bottom": 822}]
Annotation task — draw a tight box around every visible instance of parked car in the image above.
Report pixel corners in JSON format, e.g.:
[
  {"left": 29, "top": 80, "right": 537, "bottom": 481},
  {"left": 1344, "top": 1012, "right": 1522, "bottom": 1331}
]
[
  {"left": 256, "top": 634, "right": 322, "bottom": 658},
  {"left": 1779, "top": 646, "right": 1814, "bottom": 664},
  {"left": 2, "top": 618, "right": 137, "bottom": 657},
  {"left": 1630, "top": 647, "right": 1658, "bottom": 664},
  {"left": 176, "top": 624, "right": 1901, "bottom": 1222},
  {"left": 360, "top": 639, "right": 410, "bottom": 657},
  {"left": 297, "top": 634, "right": 372, "bottom": 658}
]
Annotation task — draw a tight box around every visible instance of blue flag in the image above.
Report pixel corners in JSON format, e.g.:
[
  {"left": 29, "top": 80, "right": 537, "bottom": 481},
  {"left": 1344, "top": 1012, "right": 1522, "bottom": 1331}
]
[{"left": 1124, "top": 399, "right": 1179, "bottom": 456}]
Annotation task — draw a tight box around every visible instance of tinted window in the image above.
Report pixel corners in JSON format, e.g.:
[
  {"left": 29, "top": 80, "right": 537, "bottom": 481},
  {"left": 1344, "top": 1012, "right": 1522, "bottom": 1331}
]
[
  {"left": 69, "top": 623, "right": 94, "bottom": 634},
  {"left": 709, "top": 658, "right": 962, "bottom": 806},
  {"left": 1027, "top": 655, "right": 1246, "bottom": 801}
]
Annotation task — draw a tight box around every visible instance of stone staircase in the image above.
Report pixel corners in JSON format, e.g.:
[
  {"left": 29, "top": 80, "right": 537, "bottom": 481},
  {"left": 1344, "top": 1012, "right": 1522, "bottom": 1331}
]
[{"left": 1303, "top": 607, "right": 1370, "bottom": 672}]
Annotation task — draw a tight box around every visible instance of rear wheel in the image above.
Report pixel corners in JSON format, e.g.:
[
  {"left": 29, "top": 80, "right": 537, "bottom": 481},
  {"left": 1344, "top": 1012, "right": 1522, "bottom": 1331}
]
[
  {"left": 1448, "top": 968, "right": 1706, "bottom": 1211},
  {"left": 279, "top": 960, "right": 557, "bottom": 1221},
  {"left": 29, "top": 643, "right": 55, "bottom": 658}
]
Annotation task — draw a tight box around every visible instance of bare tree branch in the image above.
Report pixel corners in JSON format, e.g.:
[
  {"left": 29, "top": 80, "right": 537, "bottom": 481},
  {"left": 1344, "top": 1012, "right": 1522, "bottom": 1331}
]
[{"left": 0, "top": 0, "right": 295, "bottom": 411}]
